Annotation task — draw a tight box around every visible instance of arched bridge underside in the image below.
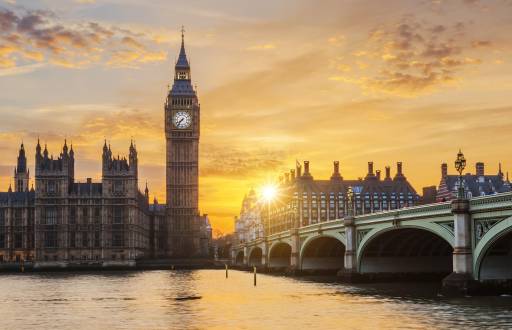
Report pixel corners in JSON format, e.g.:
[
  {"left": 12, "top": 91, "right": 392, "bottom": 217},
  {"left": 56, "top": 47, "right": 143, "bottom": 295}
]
[
  {"left": 248, "top": 247, "right": 263, "bottom": 267},
  {"left": 268, "top": 243, "right": 292, "bottom": 269},
  {"left": 302, "top": 237, "right": 344, "bottom": 272},
  {"left": 479, "top": 230, "right": 512, "bottom": 280},
  {"left": 359, "top": 228, "right": 452, "bottom": 275}
]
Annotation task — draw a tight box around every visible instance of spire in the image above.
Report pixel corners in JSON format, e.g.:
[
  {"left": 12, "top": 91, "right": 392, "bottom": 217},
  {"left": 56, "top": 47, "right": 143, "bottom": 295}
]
[
  {"left": 17, "top": 142, "right": 27, "bottom": 173},
  {"left": 36, "top": 137, "right": 41, "bottom": 155},
  {"left": 130, "top": 139, "right": 136, "bottom": 154},
  {"left": 43, "top": 143, "right": 48, "bottom": 158},
  {"left": 69, "top": 142, "right": 74, "bottom": 157},
  {"left": 176, "top": 25, "right": 190, "bottom": 69},
  {"left": 8, "top": 183, "right": 12, "bottom": 193},
  {"left": 63, "top": 139, "right": 68, "bottom": 154}
]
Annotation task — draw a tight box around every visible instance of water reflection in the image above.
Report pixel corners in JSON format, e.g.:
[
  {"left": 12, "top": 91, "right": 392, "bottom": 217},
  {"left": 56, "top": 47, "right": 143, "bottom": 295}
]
[{"left": 0, "top": 270, "right": 511, "bottom": 329}]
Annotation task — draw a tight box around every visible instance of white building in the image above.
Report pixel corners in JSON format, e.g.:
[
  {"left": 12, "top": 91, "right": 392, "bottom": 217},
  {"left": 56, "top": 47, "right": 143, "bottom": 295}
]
[{"left": 234, "top": 189, "right": 263, "bottom": 244}]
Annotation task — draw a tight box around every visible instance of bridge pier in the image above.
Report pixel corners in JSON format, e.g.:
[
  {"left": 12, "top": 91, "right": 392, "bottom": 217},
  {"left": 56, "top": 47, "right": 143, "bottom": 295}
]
[
  {"left": 231, "top": 249, "right": 236, "bottom": 265},
  {"left": 338, "top": 215, "right": 363, "bottom": 282},
  {"left": 260, "top": 241, "right": 268, "bottom": 271},
  {"left": 243, "top": 245, "right": 249, "bottom": 267},
  {"left": 442, "top": 199, "right": 480, "bottom": 295},
  {"left": 287, "top": 229, "right": 300, "bottom": 275}
]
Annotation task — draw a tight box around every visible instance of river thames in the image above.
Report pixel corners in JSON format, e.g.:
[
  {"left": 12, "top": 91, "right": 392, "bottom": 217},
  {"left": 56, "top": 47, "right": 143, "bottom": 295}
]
[{"left": 1, "top": 270, "right": 512, "bottom": 329}]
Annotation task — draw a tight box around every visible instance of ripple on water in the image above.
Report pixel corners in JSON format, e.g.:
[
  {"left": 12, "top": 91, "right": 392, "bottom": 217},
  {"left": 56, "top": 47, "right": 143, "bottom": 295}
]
[{"left": 0, "top": 270, "right": 512, "bottom": 329}]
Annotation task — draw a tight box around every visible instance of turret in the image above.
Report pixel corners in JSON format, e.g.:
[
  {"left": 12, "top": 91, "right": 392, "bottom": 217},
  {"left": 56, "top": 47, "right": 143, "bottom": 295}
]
[
  {"left": 101, "top": 142, "right": 138, "bottom": 198},
  {"left": 35, "top": 140, "right": 75, "bottom": 195},
  {"left": 62, "top": 139, "right": 68, "bottom": 155},
  {"left": 36, "top": 138, "right": 41, "bottom": 156},
  {"left": 14, "top": 142, "right": 29, "bottom": 192},
  {"left": 129, "top": 140, "right": 138, "bottom": 177},
  {"left": 43, "top": 143, "right": 48, "bottom": 158}
]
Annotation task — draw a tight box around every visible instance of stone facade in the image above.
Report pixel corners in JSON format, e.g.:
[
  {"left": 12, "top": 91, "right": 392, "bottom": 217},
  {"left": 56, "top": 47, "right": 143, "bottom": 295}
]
[
  {"left": 241, "top": 160, "right": 419, "bottom": 236},
  {"left": 0, "top": 141, "right": 151, "bottom": 268}
]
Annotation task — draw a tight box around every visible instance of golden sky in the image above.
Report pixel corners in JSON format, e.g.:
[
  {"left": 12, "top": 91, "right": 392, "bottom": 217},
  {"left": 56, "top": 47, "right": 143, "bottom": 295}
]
[{"left": 1, "top": 0, "right": 512, "bottom": 235}]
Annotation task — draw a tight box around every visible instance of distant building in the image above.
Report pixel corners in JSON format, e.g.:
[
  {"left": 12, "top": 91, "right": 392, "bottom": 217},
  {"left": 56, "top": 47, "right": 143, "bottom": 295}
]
[
  {"left": 264, "top": 161, "right": 419, "bottom": 235},
  {"left": 234, "top": 189, "right": 264, "bottom": 245},
  {"left": 436, "top": 162, "right": 511, "bottom": 201},
  {"left": 234, "top": 161, "right": 419, "bottom": 237},
  {"left": 421, "top": 186, "right": 438, "bottom": 204}
]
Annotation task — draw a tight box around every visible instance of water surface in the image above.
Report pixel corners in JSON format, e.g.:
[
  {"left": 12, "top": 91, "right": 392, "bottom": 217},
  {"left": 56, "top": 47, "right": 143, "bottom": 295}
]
[{"left": 1, "top": 270, "right": 511, "bottom": 329}]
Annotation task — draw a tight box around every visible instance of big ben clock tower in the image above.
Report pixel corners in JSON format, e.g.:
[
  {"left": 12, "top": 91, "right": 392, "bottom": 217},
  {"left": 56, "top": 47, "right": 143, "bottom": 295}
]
[{"left": 165, "top": 28, "right": 202, "bottom": 257}]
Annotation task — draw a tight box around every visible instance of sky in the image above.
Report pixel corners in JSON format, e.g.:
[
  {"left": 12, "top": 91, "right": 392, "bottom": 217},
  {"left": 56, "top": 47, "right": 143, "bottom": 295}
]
[{"left": 1, "top": 0, "right": 512, "bottom": 235}]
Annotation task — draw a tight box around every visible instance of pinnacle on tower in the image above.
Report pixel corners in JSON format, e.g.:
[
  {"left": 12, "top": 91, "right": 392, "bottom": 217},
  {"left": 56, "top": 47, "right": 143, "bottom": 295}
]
[
  {"left": 36, "top": 137, "right": 41, "bottom": 154},
  {"left": 176, "top": 25, "right": 190, "bottom": 70}
]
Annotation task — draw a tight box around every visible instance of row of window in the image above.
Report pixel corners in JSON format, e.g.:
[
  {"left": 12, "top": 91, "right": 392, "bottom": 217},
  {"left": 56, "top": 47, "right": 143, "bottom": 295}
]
[
  {"left": 0, "top": 233, "right": 33, "bottom": 249},
  {"left": 42, "top": 207, "right": 125, "bottom": 225},
  {"left": 43, "top": 231, "right": 124, "bottom": 248},
  {"left": 41, "top": 254, "right": 128, "bottom": 262}
]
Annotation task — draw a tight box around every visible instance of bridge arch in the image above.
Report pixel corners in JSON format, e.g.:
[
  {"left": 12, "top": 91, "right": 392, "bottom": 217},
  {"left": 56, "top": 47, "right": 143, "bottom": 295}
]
[
  {"left": 357, "top": 225, "right": 453, "bottom": 275},
  {"left": 268, "top": 242, "right": 292, "bottom": 269},
  {"left": 235, "top": 251, "right": 244, "bottom": 265},
  {"left": 300, "top": 235, "right": 345, "bottom": 273},
  {"left": 474, "top": 217, "right": 512, "bottom": 280},
  {"left": 248, "top": 246, "right": 263, "bottom": 266}
]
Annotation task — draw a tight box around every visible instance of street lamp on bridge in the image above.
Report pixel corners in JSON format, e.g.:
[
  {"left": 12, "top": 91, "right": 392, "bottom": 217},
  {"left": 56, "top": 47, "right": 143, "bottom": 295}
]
[{"left": 454, "top": 149, "right": 466, "bottom": 199}]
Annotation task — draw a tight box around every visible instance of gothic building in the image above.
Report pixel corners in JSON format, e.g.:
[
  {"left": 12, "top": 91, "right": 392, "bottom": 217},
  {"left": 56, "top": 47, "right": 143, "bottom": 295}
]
[
  {"left": 0, "top": 141, "right": 151, "bottom": 267},
  {"left": 164, "top": 30, "right": 210, "bottom": 257},
  {"left": 235, "top": 161, "right": 420, "bottom": 237},
  {"left": 0, "top": 31, "right": 214, "bottom": 267}
]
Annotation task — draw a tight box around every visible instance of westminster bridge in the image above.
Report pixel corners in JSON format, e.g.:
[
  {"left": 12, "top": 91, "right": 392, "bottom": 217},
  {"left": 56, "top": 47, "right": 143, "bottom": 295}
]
[{"left": 231, "top": 192, "right": 512, "bottom": 294}]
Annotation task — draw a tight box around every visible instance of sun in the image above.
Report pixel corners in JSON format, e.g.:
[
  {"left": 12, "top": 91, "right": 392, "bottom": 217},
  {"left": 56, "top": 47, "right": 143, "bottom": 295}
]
[{"left": 261, "top": 184, "right": 278, "bottom": 202}]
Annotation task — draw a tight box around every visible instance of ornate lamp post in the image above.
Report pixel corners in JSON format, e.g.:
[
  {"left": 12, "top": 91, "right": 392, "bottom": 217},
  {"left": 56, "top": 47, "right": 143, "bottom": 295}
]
[
  {"left": 347, "top": 186, "right": 354, "bottom": 217},
  {"left": 454, "top": 149, "right": 466, "bottom": 199}
]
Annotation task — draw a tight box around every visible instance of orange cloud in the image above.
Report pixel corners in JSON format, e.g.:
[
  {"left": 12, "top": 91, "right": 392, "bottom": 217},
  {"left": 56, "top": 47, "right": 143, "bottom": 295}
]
[{"left": 0, "top": 7, "right": 167, "bottom": 71}]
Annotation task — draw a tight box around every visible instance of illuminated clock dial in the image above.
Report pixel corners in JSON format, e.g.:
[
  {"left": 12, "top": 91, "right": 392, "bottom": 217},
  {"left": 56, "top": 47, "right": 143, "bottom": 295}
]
[{"left": 173, "top": 111, "right": 192, "bottom": 129}]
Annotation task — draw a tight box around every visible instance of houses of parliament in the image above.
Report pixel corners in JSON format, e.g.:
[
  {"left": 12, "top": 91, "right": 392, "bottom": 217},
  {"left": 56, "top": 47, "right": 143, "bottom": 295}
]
[{"left": 0, "top": 32, "right": 211, "bottom": 268}]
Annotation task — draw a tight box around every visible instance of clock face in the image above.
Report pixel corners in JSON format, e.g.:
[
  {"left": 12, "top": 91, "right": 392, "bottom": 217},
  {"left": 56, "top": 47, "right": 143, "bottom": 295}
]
[{"left": 173, "top": 111, "right": 192, "bottom": 129}]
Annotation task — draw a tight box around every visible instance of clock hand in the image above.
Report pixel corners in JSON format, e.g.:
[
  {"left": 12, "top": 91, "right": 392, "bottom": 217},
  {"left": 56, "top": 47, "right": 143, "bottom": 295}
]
[{"left": 177, "top": 118, "right": 184, "bottom": 125}]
